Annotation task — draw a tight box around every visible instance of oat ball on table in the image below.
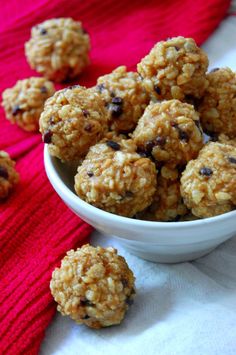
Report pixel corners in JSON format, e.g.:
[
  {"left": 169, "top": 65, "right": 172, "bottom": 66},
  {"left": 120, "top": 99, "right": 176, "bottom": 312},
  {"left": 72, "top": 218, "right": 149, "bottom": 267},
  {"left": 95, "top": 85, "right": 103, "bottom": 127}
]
[
  {"left": 137, "top": 36, "right": 209, "bottom": 101},
  {"left": 198, "top": 68, "right": 236, "bottom": 137},
  {"left": 132, "top": 100, "right": 203, "bottom": 168},
  {"left": 0, "top": 151, "right": 19, "bottom": 199},
  {"left": 74, "top": 138, "right": 157, "bottom": 217},
  {"left": 2, "top": 77, "right": 55, "bottom": 131},
  {"left": 25, "top": 18, "right": 90, "bottom": 82},
  {"left": 95, "top": 66, "right": 150, "bottom": 133},
  {"left": 40, "top": 86, "right": 109, "bottom": 162},
  {"left": 181, "top": 142, "right": 236, "bottom": 218},
  {"left": 50, "top": 244, "right": 135, "bottom": 329},
  {"left": 139, "top": 176, "right": 188, "bottom": 222}
]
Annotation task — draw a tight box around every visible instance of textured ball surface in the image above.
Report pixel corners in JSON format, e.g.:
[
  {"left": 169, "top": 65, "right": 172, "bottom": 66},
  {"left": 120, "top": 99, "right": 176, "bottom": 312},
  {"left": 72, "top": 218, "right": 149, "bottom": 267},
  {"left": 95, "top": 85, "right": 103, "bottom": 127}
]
[
  {"left": 0, "top": 151, "right": 19, "bottom": 199},
  {"left": 137, "top": 37, "right": 209, "bottom": 101},
  {"left": 2, "top": 77, "right": 55, "bottom": 131},
  {"left": 50, "top": 244, "right": 135, "bottom": 329},
  {"left": 25, "top": 18, "right": 90, "bottom": 82},
  {"left": 74, "top": 137, "right": 157, "bottom": 217},
  {"left": 95, "top": 66, "right": 150, "bottom": 133},
  {"left": 40, "top": 86, "right": 109, "bottom": 162},
  {"left": 181, "top": 142, "right": 236, "bottom": 218},
  {"left": 132, "top": 100, "right": 203, "bottom": 168}
]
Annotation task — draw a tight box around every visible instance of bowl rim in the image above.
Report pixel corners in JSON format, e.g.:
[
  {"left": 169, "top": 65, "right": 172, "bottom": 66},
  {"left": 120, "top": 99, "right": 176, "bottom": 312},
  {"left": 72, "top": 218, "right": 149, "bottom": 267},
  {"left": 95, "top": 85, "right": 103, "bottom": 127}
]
[{"left": 44, "top": 146, "right": 236, "bottom": 229}]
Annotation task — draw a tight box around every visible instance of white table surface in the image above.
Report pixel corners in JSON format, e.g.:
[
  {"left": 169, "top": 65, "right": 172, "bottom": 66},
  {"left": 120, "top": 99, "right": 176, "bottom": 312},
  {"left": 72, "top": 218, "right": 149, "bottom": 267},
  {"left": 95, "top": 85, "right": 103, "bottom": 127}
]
[{"left": 41, "top": 12, "right": 236, "bottom": 355}]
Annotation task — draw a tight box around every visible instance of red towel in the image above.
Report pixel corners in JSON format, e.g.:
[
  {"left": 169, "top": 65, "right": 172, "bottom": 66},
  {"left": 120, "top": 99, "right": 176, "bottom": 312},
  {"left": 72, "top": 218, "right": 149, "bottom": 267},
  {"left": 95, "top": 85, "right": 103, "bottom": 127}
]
[{"left": 0, "top": 0, "right": 231, "bottom": 354}]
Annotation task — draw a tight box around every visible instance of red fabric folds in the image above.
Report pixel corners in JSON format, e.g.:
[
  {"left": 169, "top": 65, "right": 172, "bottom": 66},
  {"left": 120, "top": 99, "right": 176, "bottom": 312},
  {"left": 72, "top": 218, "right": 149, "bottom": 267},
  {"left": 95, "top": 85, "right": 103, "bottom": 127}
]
[{"left": 0, "top": 0, "right": 231, "bottom": 354}]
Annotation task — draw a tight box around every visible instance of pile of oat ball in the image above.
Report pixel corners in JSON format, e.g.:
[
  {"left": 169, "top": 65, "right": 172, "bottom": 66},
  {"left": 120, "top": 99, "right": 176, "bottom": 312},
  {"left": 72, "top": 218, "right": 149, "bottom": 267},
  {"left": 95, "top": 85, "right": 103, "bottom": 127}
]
[
  {"left": 1, "top": 17, "right": 236, "bottom": 330},
  {"left": 1, "top": 18, "right": 236, "bottom": 220}
]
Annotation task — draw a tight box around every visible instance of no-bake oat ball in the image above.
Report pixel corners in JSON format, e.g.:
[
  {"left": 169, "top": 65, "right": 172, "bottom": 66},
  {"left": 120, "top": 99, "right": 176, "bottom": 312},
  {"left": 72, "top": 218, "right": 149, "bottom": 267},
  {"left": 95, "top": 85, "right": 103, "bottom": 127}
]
[
  {"left": 138, "top": 176, "right": 188, "bottom": 222},
  {"left": 181, "top": 142, "right": 236, "bottom": 218},
  {"left": 39, "top": 86, "right": 109, "bottom": 162},
  {"left": 25, "top": 18, "right": 90, "bottom": 82},
  {"left": 50, "top": 244, "right": 135, "bottom": 329},
  {"left": 0, "top": 151, "right": 19, "bottom": 199},
  {"left": 132, "top": 100, "right": 203, "bottom": 168},
  {"left": 137, "top": 37, "right": 209, "bottom": 101},
  {"left": 199, "top": 68, "right": 236, "bottom": 137},
  {"left": 2, "top": 77, "right": 55, "bottom": 131},
  {"left": 95, "top": 66, "right": 150, "bottom": 133},
  {"left": 74, "top": 138, "right": 157, "bottom": 217}
]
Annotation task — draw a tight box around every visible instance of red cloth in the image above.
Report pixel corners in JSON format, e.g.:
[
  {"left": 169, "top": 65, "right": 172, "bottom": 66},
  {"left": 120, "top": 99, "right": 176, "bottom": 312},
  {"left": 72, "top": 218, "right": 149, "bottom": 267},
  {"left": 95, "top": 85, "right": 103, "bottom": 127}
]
[{"left": 0, "top": 0, "right": 231, "bottom": 354}]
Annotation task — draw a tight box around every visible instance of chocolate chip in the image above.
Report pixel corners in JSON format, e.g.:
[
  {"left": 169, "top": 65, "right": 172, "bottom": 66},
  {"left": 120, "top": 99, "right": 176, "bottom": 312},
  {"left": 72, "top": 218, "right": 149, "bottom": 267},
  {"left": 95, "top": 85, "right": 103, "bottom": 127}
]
[
  {"left": 210, "top": 68, "right": 219, "bottom": 73},
  {"left": 43, "top": 130, "right": 53, "bottom": 143},
  {"left": 172, "top": 123, "right": 189, "bottom": 142},
  {"left": 228, "top": 157, "right": 236, "bottom": 164},
  {"left": 145, "top": 140, "right": 156, "bottom": 152},
  {"left": 106, "top": 140, "right": 120, "bottom": 151},
  {"left": 178, "top": 129, "right": 189, "bottom": 142},
  {"left": 126, "top": 297, "right": 134, "bottom": 306},
  {"left": 80, "top": 298, "right": 94, "bottom": 307},
  {"left": 111, "top": 97, "right": 123, "bottom": 105},
  {"left": 40, "top": 86, "right": 47, "bottom": 94},
  {"left": 156, "top": 136, "right": 166, "bottom": 146},
  {"left": 84, "top": 123, "right": 92, "bottom": 132},
  {"left": 154, "top": 86, "right": 161, "bottom": 95},
  {"left": 137, "top": 148, "right": 149, "bottom": 158},
  {"left": 108, "top": 103, "right": 123, "bottom": 118},
  {"left": 174, "top": 46, "right": 180, "bottom": 51},
  {"left": 12, "top": 105, "right": 21, "bottom": 116},
  {"left": 125, "top": 191, "right": 133, "bottom": 198},
  {"left": 121, "top": 278, "right": 129, "bottom": 287},
  {"left": 40, "top": 28, "right": 47, "bottom": 35},
  {"left": 87, "top": 171, "right": 94, "bottom": 177},
  {"left": 82, "top": 315, "right": 90, "bottom": 319},
  {"left": 199, "top": 167, "right": 213, "bottom": 177},
  {"left": 96, "top": 83, "right": 105, "bottom": 93},
  {"left": 0, "top": 166, "right": 9, "bottom": 179},
  {"left": 82, "top": 109, "right": 89, "bottom": 117},
  {"left": 173, "top": 215, "right": 181, "bottom": 222}
]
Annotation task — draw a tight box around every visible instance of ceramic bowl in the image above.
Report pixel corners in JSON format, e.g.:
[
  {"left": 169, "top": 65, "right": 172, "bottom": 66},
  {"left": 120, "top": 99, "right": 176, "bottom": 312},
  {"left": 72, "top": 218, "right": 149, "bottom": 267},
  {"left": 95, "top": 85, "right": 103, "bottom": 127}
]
[{"left": 44, "top": 146, "right": 236, "bottom": 263}]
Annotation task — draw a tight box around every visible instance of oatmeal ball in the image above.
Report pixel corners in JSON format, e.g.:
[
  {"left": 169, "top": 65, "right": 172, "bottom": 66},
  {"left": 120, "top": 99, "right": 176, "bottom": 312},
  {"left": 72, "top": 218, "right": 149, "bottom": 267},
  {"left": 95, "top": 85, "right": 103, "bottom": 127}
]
[
  {"left": 199, "top": 68, "right": 236, "bottom": 137},
  {"left": 74, "top": 138, "right": 157, "bottom": 217},
  {"left": 181, "top": 142, "right": 236, "bottom": 218},
  {"left": 132, "top": 100, "right": 203, "bottom": 168},
  {"left": 137, "top": 37, "right": 209, "bottom": 101},
  {"left": 2, "top": 77, "right": 55, "bottom": 131},
  {"left": 25, "top": 18, "right": 90, "bottom": 82},
  {"left": 95, "top": 66, "right": 150, "bottom": 133},
  {"left": 0, "top": 151, "right": 19, "bottom": 199},
  {"left": 39, "top": 86, "right": 109, "bottom": 162},
  {"left": 139, "top": 176, "right": 188, "bottom": 222},
  {"left": 50, "top": 244, "right": 135, "bottom": 329}
]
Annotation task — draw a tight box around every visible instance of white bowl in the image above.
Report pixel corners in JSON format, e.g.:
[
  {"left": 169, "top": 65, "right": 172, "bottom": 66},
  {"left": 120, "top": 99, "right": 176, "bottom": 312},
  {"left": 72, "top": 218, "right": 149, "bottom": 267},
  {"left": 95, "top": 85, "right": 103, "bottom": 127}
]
[{"left": 44, "top": 146, "right": 236, "bottom": 263}]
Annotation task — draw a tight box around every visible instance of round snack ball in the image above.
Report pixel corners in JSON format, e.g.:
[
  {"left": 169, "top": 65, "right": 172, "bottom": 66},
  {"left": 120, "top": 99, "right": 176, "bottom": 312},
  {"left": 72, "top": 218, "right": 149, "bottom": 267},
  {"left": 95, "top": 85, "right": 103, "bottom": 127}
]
[
  {"left": 0, "top": 151, "right": 19, "bottom": 199},
  {"left": 137, "top": 36, "right": 209, "bottom": 101},
  {"left": 25, "top": 18, "right": 90, "bottom": 82},
  {"left": 95, "top": 66, "right": 150, "bottom": 133},
  {"left": 180, "top": 142, "right": 236, "bottom": 218},
  {"left": 2, "top": 77, "right": 55, "bottom": 131},
  {"left": 138, "top": 176, "right": 188, "bottom": 222},
  {"left": 50, "top": 244, "right": 135, "bottom": 329},
  {"left": 132, "top": 100, "right": 203, "bottom": 168},
  {"left": 39, "top": 86, "right": 109, "bottom": 162},
  {"left": 198, "top": 68, "right": 236, "bottom": 138},
  {"left": 74, "top": 138, "right": 157, "bottom": 217}
]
